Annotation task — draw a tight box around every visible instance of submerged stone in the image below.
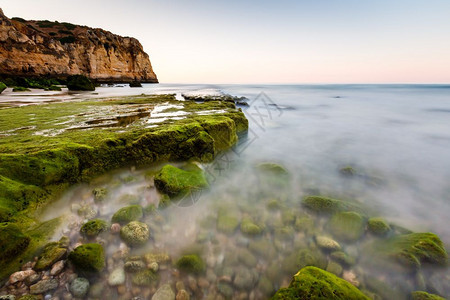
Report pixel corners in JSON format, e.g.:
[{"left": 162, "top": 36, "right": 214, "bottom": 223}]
[
  {"left": 315, "top": 236, "right": 341, "bottom": 251},
  {"left": 154, "top": 164, "right": 208, "bottom": 198},
  {"left": 132, "top": 269, "right": 158, "bottom": 286},
  {"left": 69, "top": 277, "right": 90, "bottom": 298},
  {"left": 366, "top": 232, "right": 448, "bottom": 270},
  {"left": 68, "top": 243, "right": 105, "bottom": 272},
  {"left": 92, "top": 188, "right": 107, "bottom": 203},
  {"left": 272, "top": 266, "right": 370, "bottom": 300},
  {"left": 34, "top": 241, "right": 67, "bottom": 271},
  {"left": 152, "top": 284, "right": 175, "bottom": 300},
  {"left": 240, "top": 218, "right": 263, "bottom": 237},
  {"left": 80, "top": 219, "right": 108, "bottom": 238},
  {"left": 30, "top": 279, "right": 58, "bottom": 294},
  {"left": 175, "top": 254, "right": 205, "bottom": 274},
  {"left": 302, "top": 195, "right": 362, "bottom": 214},
  {"left": 111, "top": 205, "right": 143, "bottom": 224},
  {"left": 330, "top": 251, "right": 355, "bottom": 266},
  {"left": 216, "top": 210, "right": 239, "bottom": 234},
  {"left": 256, "top": 162, "right": 289, "bottom": 175},
  {"left": 328, "top": 211, "right": 365, "bottom": 242},
  {"left": 281, "top": 248, "right": 327, "bottom": 275},
  {"left": 120, "top": 221, "right": 150, "bottom": 246}
]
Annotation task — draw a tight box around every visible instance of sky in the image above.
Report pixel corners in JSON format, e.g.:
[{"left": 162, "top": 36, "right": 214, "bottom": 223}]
[{"left": 1, "top": 0, "right": 450, "bottom": 84}]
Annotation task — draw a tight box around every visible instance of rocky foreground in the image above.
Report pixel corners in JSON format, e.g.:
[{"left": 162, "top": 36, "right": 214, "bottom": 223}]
[{"left": 0, "top": 8, "right": 157, "bottom": 83}]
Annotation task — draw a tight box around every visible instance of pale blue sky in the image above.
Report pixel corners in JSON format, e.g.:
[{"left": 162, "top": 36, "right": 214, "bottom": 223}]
[{"left": 2, "top": 0, "right": 450, "bottom": 83}]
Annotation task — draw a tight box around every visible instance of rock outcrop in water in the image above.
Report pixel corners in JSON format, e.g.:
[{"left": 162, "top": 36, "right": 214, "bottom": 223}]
[{"left": 0, "top": 8, "right": 158, "bottom": 83}]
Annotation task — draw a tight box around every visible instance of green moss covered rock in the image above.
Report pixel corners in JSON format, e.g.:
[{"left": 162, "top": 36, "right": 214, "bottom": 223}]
[
  {"left": 367, "top": 232, "right": 448, "bottom": 270},
  {"left": 67, "top": 75, "right": 95, "bottom": 91},
  {"left": 411, "top": 291, "right": 446, "bottom": 300},
  {"left": 92, "top": 188, "right": 107, "bottom": 203},
  {"left": 0, "top": 82, "right": 6, "bottom": 94},
  {"left": 216, "top": 210, "right": 239, "bottom": 234},
  {"left": 34, "top": 240, "right": 67, "bottom": 271},
  {"left": 80, "top": 219, "right": 108, "bottom": 238},
  {"left": 328, "top": 211, "right": 365, "bottom": 242},
  {"left": 111, "top": 205, "right": 143, "bottom": 224},
  {"left": 302, "top": 195, "right": 362, "bottom": 214},
  {"left": 175, "top": 254, "right": 205, "bottom": 274},
  {"left": 240, "top": 218, "right": 263, "bottom": 236},
  {"left": 0, "top": 222, "right": 30, "bottom": 263},
  {"left": 281, "top": 248, "right": 327, "bottom": 275},
  {"left": 132, "top": 269, "right": 158, "bottom": 286},
  {"left": 154, "top": 164, "right": 208, "bottom": 198},
  {"left": 12, "top": 86, "right": 31, "bottom": 92},
  {"left": 68, "top": 243, "right": 105, "bottom": 272},
  {"left": 120, "top": 221, "right": 150, "bottom": 246},
  {"left": 367, "top": 217, "right": 391, "bottom": 236},
  {"left": 272, "top": 266, "right": 370, "bottom": 300},
  {"left": 257, "top": 162, "right": 288, "bottom": 175}
]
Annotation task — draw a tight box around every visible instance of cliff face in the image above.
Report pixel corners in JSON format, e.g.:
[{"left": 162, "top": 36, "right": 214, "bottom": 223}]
[{"left": 0, "top": 8, "right": 158, "bottom": 83}]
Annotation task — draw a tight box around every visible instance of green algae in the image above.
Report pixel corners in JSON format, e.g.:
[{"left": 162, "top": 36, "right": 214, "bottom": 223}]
[
  {"left": 111, "top": 205, "right": 143, "bottom": 224},
  {"left": 175, "top": 254, "right": 206, "bottom": 274},
  {"left": 80, "top": 219, "right": 109, "bottom": 237},
  {"left": 367, "top": 217, "right": 391, "bottom": 236},
  {"left": 272, "top": 266, "right": 370, "bottom": 300}
]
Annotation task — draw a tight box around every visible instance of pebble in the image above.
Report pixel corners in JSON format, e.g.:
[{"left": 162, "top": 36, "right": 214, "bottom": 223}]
[
  {"left": 50, "top": 260, "right": 65, "bottom": 276},
  {"left": 69, "top": 277, "right": 90, "bottom": 298},
  {"left": 30, "top": 279, "right": 59, "bottom": 294},
  {"left": 343, "top": 270, "right": 360, "bottom": 287},
  {"left": 149, "top": 262, "right": 159, "bottom": 272},
  {"left": 152, "top": 284, "right": 175, "bottom": 300},
  {"left": 0, "top": 295, "right": 16, "bottom": 300},
  {"left": 176, "top": 289, "right": 190, "bottom": 300},
  {"left": 198, "top": 278, "right": 209, "bottom": 289},
  {"left": 187, "top": 276, "right": 197, "bottom": 292},
  {"left": 315, "top": 236, "right": 341, "bottom": 251},
  {"left": 9, "top": 270, "right": 36, "bottom": 284},
  {"left": 108, "top": 267, "right": 126, "bottom": 286},
  {"left": 176, "top": 281, "right": 185, "bottom": 292},
  {"left": 111, "top": 223, "right": 121, "bottom": 234}
]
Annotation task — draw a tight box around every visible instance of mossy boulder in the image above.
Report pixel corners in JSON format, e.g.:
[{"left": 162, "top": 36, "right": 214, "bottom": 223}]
[
  {"left": 80, "top": 219, "right": 108, "bottom": 238},
  {"left": 367, "top": 217, "right": 391, "bottom": 236},
  {"left": 66, "top": 75, "right": 95, "bottom": 91},
  {"left": 154, "top": 164, "right": 208, "bottom": 198},
  {"left": 68, "top": 243, "right": 105, "bottom": 272},
  {"left": 256, "top": 162, "right": 289, "bottom": 175},
  {"left": 273, "top": 266, "right": 370, "bottom": 299},
  {"left": 302, "top": 195, "right": 362, "bottom": 214},
  {"left": 120, "top": 221, "right": 150, "bottom": 246},
  {"left": 366, "top": 232, "right": 448, "bottom": 270},
  {"left": 240, "top": 218, "right": 263, "bottom": 236},
  {"left": 111, "top": 205, "right": 143, "bottom": 224},
  {"left": 0, "top": 222, "right": 31, "bottom": 263},
  {"left": 411, "top": 291, "right": 446, "bottom": 300},
  {"left": 175, "top": 254, "right": 205, "bottom": 274},
  {"left": 132, "top": 269, "right": 158, "bottom": 286},
  {"left": 0, "top": 82, "right": 6, "bottom": 93},
  {"left": 92, "top": 188, "right": 107, "bottom": 203},
  {"left": 34, "top": 240, "right": 67, "bottom": 271},
  {"left": 328, "top": 211, "right": 365, "bottom": 242}
]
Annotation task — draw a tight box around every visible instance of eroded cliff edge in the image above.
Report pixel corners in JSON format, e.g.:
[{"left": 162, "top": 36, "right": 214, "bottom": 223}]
[{"left": 0, "top": 8, "right": 158, "bottom": 83}]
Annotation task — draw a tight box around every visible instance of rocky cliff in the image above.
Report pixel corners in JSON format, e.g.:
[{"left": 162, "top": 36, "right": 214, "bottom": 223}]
[{"left": 0, "top": 8, "right": 158, "bottom": 83}]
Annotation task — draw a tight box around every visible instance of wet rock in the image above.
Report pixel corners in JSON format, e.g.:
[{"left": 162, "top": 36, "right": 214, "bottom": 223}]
[
  {"left": 217, "top": 282, "right": 234, "bottom": 298},
  {"left": 69, "top": 278, "right": 89, "bottom": 298},
  {"left": 217, "top": 211, "right": 239, "bottom": 235},
  {"left": 175, "top": 255, "right": 205, "bottom": 274},
  {"left": 143, "top": 252, "right": 170, "bottom": 264},
  {"left": 248, "top": 239, "right": 276, "bottom": 260},
  {"left": 92, "top": 188, "right": 108, "bottom": 203},
  {"left": 34, "top": 242, "right": 67, "bottom": 271},
  {"left": 80, "top": 219, "right": 108, "bottom": 238},
  {"left": 132, "top": 270, "right": 158, "bottom": 286},
  {"left": 152, "top": 284, "right": 175, "bottom": 300},
  {"left": 240, "top": 218, "right": 262, "bottom": 237},
  {"left": 328, "top": 211, "right": 365, "bottom": 242},
  {"left": 176, "top": 289, "right": 190, "bottom": 300},
  {"left": 0, "top": 223, "right": 31, "bottom": 264},
  {"left": 302, "top": 196, "right": 362, "bottom": 214},
  {"left": 272, "top": 266, "right": 369, "bottom": 299},
  {"left": 233, "top": 267, "right": 257, "bottom": 290},
  {"left": 77, "top": 205, "right": 98, "bottom": 219},
  {"left": 108, "top": 267, "right": 126, "bottom": 286},
  {"left": 343, "top": 270, "right": 360, "bottom": 287},
  {"left": 0, "top": 295, "right": 16, "bottom": 300},
  {"left": 88, "top": 282, "right": 103, "bottom": 298},
  {"left": 154, "top": 164, "right": 208, "bottom": 199},
  {"left": 266, "top": 199, "right": 281, "bottom": 210},
  {"left": 125, "top": 260, "right": 146, "bottom": 272},
  {"left": 68, "top": 243, "right": 105, "bottom": 272},
  {"left": 149, "top": 262, "right": 159, "bottom": 272},
  {"left": 50, "top": 260, "right": 65, "bottom": 276},
  {"left": 237, "top": 248, "right": 258, "bottom": 268},
  {"left": 256, "top": 163, "right": 288, "bottom": 175},
  {"left": 25, "top": 274, "right": 41, "bottom": 286},
  {"left": 257, "top": 276, "right": 274, "bottom": 296},
  {"left": 30, "top": 279, "right": 59, "bottom": 294},
  {"left": 112, "top": 205, "right": 143, "bottom": 224},
  {"left": 330, "top": 251, "right": 355, "bottom": 266},
  {"left": 281, "top": 248, "right": 327, "bottom": 275},
  {"left": 367, "top": 217, "right": 391, "bottom": 236},
  {"left": 9, "top": 270, "right": 36, "bottom": 284},
  {"left": 110, "top": 223, "right": 121, "bottom": 234},
  {"left": 315, "top": 236, "right": 341, "bottom": 251},
  {"left": 326, "top": 261, "right": 343, "bottom": 276},
  {"left": 120, "top": 221, "right": 150, "bottom": 246}
]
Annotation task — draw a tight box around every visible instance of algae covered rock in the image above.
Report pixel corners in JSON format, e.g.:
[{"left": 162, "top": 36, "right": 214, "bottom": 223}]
[
  {"left": 240, "top": 218, "right": 263, "bottom": 237},
  {"left": 256, "top": 162, "right": 289, "bottom": 175},
  {"left": 411, "top": 291, "right": 446, "bottom": 300},
  {"left": 34, "top": 241, "right": 67, "bottom": 271},
  {"left": 80, "top": 219, "right": 108, "bottom": 238},
  {"left": 217, "top": 210, "right": 239, "bottom": 234},
  {"left": 367, "top": 217, "right": 391, "bottom": 236},
  {"left": 328, "top": 211, "right": 365, "bottom": 242},
  {"left": 175, "top": 254, "right": 205, "bottom": 274},
  {"left": 120, "top": 221, "right": 150, "bottom": 246},
  {"left": 69, "top": 277, "right": 90, "bottom": 298},
  {"left": 0, "top": 82, "right": 6, "bottom": 94},
  {"left": 281, "top": 248, "right": 327, "bottom": 275},
  {"left": 0, "top": 223, "right": 30, "bottom": 263},
  {"left": 92, "top": 188, "right": 107, "bottom": 203},
  {"left": 67, "top": 75, "right": 95, "bottom": 91},
  {"left": 302, "top": 195, "right": 362, "bottom": 214},
  {"left": 68, "top": 243, "right": 105, "bottom": 272},
  {"left": 111, "top": 205, "right": 143, "bottom": 224},
  {"left": 154, "top": 164, "right": 208, "bottom": 198},
  {"left": 367, "top": 232, "right": 448, "bottom": 270},
  {"left": 132, "top": 269, "right": 158, "bottom": 286},
  {"left": 272, "top": 266, "right": 370, "bottom": 300}
]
